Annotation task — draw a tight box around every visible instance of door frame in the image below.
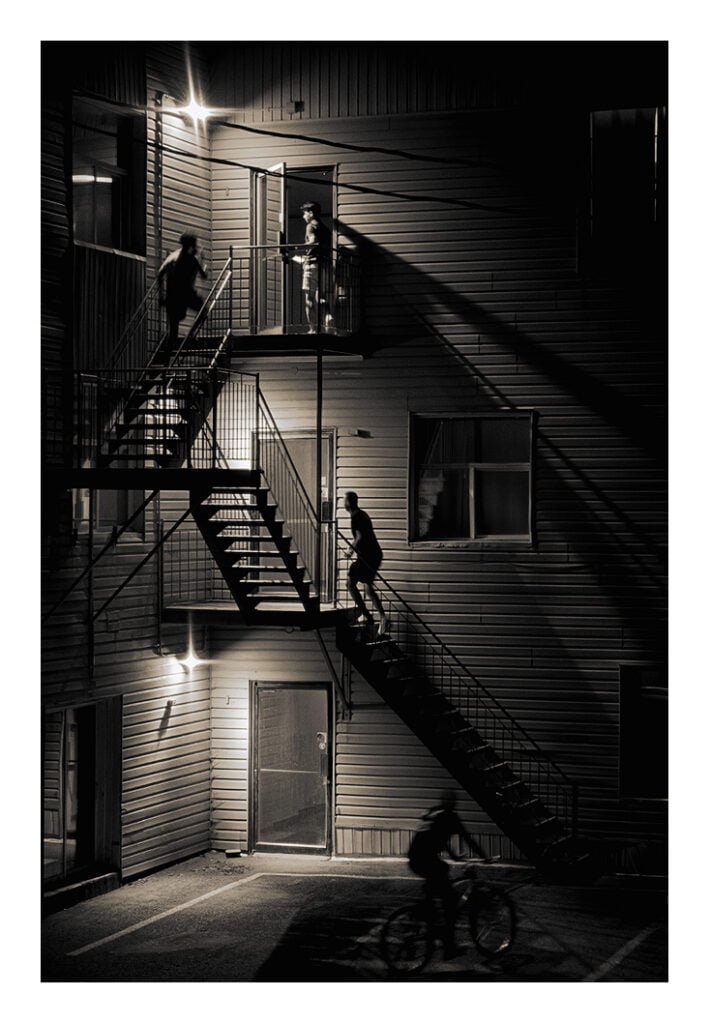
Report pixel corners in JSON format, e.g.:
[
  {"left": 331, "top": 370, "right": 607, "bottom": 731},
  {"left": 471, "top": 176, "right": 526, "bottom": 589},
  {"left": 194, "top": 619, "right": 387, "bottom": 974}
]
[
  {"left": 281, "top": 426, "right": 337, "bottom": 601},
  {"left": 42, "top": 696, "right": 122, "bottom": 887},
  {"left": 249, "top": 680, "right": 333, "bottom": 855},
  {"left": 252, "top": 162, "right": 286, "bottom": 333},
  {"left": 250, "top": 162, "right": 338, "bottom": 333}
]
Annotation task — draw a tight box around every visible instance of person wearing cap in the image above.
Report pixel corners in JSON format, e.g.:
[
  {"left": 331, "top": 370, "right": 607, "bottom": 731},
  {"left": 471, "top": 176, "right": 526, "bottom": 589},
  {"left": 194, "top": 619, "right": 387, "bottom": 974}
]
[
  {"left": 157, "top": 232, "right": 207, "bottom": 357},
  {"left": 299, "top": 201, "right": 333, "bottom": 333}
]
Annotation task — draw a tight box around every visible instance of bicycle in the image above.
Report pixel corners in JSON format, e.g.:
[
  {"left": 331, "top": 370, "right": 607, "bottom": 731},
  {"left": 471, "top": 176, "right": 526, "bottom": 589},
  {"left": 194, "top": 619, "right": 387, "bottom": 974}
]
[{"left": 380, "top": 865, "right": 517, "bottom": 975}]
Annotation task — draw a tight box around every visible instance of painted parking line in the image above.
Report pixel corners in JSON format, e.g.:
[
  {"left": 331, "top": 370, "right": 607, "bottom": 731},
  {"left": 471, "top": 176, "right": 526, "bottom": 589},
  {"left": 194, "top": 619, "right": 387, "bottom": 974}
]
[
  {"left": 582, "top": 924, "right": 661, "bottom": 982},
  {"left": 68, "top": 872, "right": 413, "bottom": 957}
]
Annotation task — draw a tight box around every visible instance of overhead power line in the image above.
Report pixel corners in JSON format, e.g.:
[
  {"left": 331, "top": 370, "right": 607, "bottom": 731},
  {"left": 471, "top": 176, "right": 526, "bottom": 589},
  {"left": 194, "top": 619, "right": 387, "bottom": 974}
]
[{"left": 72, "top": 114, "right": 521, "bottom": 216}]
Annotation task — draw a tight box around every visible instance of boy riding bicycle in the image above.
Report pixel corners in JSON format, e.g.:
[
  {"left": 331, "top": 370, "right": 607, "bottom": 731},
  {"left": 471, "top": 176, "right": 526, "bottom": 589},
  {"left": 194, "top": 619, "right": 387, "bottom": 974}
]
[{"left": 408, "top": 790, "right": 491, "bottom": 958}]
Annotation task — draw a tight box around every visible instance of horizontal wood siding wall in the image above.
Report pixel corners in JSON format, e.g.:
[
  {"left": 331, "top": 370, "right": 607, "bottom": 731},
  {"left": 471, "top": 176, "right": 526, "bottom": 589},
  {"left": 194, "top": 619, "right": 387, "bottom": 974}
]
[
  {"left": 41, "top": 81, "right": 72, "bottom": 468},
  {"left": 73, "top": 246, "right": 146, "bottom": 371},
  {"left": 41, "top": 515, "right": 213, "bottom": 878},
  {"left": 212, "top": 107, "right": 667, "bottom": 850},
  {"left": 41, "top": 45, "right": 216, "bottom": 880},
  {"left": 207, "top": 42, "right": 664, "bottom": 125},
  {"left": 209, "top": 627, "right": 504, "bottom": 857},
  {"left": 147, "top": 45, "right": 212, "bottom": 287},
  {"left": 209, "top": 42, "right": 540, "bottom": 123},
  {"left": 122, "top": 665, "right": 211, "bottom": 878}
]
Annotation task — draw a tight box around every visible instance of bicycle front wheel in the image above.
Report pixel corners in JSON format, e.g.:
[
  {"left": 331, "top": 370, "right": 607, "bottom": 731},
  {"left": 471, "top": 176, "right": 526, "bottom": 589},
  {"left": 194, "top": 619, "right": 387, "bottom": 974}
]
[
  {"left": 469, "top": 886, "right": 516, "bottom": 959},
  {"left": 380, "top": 905, "right": 433, "bottom": 975}
]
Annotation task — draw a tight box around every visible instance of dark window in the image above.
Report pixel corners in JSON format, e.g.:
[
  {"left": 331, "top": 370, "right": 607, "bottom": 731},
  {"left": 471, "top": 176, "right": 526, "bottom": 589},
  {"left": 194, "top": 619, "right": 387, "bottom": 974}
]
[
  {"left": 619, "top": 666, "right": 668, "bottom": 799},
  {"left": 72, "top": 97, "right": 146, "bottom": 254},
  {"left": 584, "top": 107, "right": 667, "bottom": 277},
  {"left": 72, "top": 488, "right": 145, "bottom": 536},
  {"left": 410, "top": 414, "right": 533, "bottom": 541}
]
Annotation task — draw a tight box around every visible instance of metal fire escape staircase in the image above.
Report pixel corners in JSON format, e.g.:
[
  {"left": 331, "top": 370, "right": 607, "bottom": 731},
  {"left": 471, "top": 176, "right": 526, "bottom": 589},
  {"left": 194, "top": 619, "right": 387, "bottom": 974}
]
[
  {"left": 74, "top": 256, "right": 325, "bottom": 625},
  {"left": 331, "top": 533, "right": 598, "bottom": 881},
  {"left": 59, "top": 257, "right": 599, "bottom": 879}
]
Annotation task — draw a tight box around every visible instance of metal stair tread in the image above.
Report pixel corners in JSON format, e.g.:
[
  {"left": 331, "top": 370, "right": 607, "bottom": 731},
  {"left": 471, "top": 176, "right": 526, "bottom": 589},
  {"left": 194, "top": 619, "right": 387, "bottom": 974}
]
[{"left": 230, "top": 566, "right": 294, "bottom": 574}]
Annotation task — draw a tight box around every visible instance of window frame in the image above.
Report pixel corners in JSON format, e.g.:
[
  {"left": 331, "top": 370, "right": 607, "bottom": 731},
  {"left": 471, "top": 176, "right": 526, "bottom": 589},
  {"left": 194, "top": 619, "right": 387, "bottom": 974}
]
[
  {"left": 71, "top": 95, "right": 146, "bottom": 257},
  {"left": 72, "top": 487, "right": 147, "bottom": 540},
  {"left": 408, "top": 410, "right": 536, "bottom": 547}
]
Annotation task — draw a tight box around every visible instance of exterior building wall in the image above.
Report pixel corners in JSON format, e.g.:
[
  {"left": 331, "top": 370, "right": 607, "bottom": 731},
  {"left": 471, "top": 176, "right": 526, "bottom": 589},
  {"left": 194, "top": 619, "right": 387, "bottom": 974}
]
[
  {"left": 205, "top": 41, "right": 663, "bottom": 124},
  {"left": 41, "top": 42, "right": 217, "bottom": 883},
  {"left": 41, "top": 42, "right": 667, "bottom": 881},
  {"left": 147, "top": 43, "right": 213, "bottom": 278},
  {"left": 209, "top": 627, "right": 499, "bottom": 858},
  {"left": 210, "top": 88, "right": 666, "bottom": 852}
]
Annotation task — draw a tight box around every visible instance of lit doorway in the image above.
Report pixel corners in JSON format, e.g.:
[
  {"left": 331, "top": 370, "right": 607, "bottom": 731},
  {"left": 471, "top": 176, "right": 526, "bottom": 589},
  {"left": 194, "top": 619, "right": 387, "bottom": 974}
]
[
  {"left": 252, "top": 165, "right": 335, "bottom": 333},
  {"left": 251, "top": 682, "right": 331, "bottom": 853}
]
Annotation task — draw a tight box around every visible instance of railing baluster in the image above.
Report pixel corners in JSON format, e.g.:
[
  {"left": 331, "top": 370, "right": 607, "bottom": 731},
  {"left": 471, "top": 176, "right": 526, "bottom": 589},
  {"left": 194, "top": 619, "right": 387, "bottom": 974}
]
[{"left": 334, "top": 528, "right": 578, "bottom": 833}]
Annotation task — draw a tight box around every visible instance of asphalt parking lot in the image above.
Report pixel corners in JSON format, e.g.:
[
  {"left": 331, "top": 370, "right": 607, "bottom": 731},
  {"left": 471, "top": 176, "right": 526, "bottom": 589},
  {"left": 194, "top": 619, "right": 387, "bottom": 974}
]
[{"left": 41, "top": 852, "right": 667, "bottom": 983}]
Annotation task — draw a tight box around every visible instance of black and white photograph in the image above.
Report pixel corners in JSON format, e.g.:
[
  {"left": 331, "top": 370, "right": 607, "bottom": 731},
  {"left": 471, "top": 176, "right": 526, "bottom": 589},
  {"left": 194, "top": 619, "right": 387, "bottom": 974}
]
[{"left": 25, "top": 12, "right": 691, "bottom": 1006}]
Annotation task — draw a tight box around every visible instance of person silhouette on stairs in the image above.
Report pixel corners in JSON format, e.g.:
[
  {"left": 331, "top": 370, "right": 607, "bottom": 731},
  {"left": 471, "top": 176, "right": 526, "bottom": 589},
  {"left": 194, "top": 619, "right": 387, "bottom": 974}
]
[
  {"left": 344, "top": 491, "right": 389, "bottom": 635},
  {"left": 157, "top": 232, "right": 207, "bottom": 360}
]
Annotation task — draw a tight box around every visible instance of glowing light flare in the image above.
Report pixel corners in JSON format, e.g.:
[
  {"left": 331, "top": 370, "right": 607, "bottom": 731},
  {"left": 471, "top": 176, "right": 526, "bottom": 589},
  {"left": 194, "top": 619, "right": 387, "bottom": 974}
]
[
  {"left": 178, "top": 647, "right": 202, "bottom": 673},
  {"left": 171, "top": 92, "right": 214, "bottom": 131}
]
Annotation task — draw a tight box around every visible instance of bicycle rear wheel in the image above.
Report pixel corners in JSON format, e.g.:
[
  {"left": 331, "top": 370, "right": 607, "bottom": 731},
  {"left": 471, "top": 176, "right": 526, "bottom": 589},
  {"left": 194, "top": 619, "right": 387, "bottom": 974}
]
[
  {"left": 380, "top": 905, "right": 433, "bottom": 974},
  {"left": 469, "top": 886, "right": 516, "bottom": 959}
]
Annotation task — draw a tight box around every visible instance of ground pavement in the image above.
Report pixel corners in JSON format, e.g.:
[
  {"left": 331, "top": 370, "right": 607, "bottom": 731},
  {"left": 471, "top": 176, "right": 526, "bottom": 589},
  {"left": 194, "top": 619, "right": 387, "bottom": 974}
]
[{"left": 41, "top": 852, "right": 667, "bottom": 983}]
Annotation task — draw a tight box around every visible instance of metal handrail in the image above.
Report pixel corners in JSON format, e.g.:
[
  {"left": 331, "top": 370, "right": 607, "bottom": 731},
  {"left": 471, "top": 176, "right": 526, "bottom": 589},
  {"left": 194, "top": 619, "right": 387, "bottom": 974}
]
[
  {"left": 82, "top": 366, "right": 258, "bottom": 470},
  {"left": 256, "top": 388, "right": 320, "bottom": 595},
  {"left": 169, "top": 256, "right": 232, "bottom": 368},
  {"left": 104, "top": 278, "right": 162, "bottom": 373},
  {"left": 335, "top": 528, "right": 577, "bottom": 814},
  {"left": 257, "top": 391, "right": 319, "bottom": 522}
]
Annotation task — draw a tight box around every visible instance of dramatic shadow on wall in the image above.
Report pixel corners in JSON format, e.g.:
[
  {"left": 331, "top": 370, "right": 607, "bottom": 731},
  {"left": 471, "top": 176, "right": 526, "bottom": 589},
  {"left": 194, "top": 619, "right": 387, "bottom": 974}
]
[{"left": 337, "top": 221, "right": 667, "bottom": 670}]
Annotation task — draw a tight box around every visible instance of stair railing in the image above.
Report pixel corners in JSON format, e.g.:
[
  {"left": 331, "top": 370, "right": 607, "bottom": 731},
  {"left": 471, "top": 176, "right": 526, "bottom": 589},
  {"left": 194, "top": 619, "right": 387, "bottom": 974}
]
[
  {"left": 97, "top": 257, "right": 233, "bottom": 455},
  {"left": 335, "top": 530, "right": 579, "bottom": 835},
  {"left": 170, "top": 256, "right": 233, "bottom": 369},
  {"left": 104, "top": 278, "right": 163, "bottom": 375},
  {"left": 228, "top": 244, "right": 361, "bottom": 336},
  {"left": 256, "top": 389, "right": 320, "bottom": 600},
  {"left": 82, "top": 367, "right": 257, "bottom": 469}
]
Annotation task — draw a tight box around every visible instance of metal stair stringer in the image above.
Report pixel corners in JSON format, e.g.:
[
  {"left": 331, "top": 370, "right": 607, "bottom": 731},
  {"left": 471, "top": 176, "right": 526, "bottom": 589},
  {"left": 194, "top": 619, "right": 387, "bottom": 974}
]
[
  {"left": 335, "top": 619, "right": 600, "bottom": 883},
  {"left": 190, "top": 484, "right": 318, "bottom": 624}
]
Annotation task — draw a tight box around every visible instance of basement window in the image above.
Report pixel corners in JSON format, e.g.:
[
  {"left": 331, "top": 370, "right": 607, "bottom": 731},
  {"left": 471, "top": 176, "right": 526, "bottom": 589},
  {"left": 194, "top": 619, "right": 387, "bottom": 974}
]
[{"left": 410, "top": 413, "right": 533, "bottom": 543}]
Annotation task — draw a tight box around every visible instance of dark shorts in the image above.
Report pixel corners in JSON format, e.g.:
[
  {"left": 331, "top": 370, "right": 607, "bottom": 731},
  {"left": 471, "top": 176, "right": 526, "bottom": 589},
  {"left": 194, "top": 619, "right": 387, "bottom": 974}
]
[
  {"left": 167, "top": 289, "right": 202, "bottom": 321},
  {"left": 349, "top": 556, "right": 381, "bottom": 585}
]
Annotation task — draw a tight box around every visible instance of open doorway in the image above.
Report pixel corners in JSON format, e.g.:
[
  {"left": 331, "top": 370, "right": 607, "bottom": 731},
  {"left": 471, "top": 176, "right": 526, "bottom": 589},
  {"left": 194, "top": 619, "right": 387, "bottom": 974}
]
[
  {"left": 286, "top": 167, "right": 335, "bottom": 332},
  {"left": 252, "top": 165, "right": 335, "bottom": 333},
  {"left": 251, "top": 682, "right": 331, "bottom": 853}
]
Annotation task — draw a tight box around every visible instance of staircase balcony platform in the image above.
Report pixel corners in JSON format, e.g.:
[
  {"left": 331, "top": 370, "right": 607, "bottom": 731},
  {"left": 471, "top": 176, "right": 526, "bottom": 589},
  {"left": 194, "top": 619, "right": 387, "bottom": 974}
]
[
  {"left": 179, "top": 328, "right": 411, "bottom": 360},
  {"left": 223, "top": 329, "right": 377, "bottom": 359},
  {"left": 162, "top": 599, "right": 348, "bottom": 629},
  {"left": 44, "top": 467, "right": 261, "bottom": 490}
]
